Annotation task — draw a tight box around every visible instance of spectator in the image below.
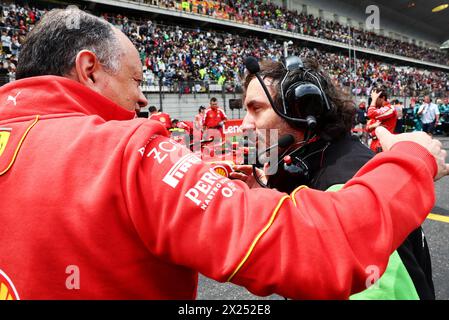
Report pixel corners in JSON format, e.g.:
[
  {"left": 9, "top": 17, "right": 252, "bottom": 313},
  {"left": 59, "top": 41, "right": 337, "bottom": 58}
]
[
  {"left": 0, "top": 60, "right": 8, "bottom": 85},
  {"left": 0, "top": 1, "right": 448, "bottom": 97},
  {"left": 1, "top": 30, "right": 11, "bottom": 54},
  {"left": 418, "top": 96, "right": 440, "bottom": 136},
  {"left": 394, "top": 100, "right": 404, "bottom": 133},
  {"left": 160, "top": 0, "right": 449, "bottom": 65},
  {"left": 354, "top": 100, "right": 369, "bottom": 144}
]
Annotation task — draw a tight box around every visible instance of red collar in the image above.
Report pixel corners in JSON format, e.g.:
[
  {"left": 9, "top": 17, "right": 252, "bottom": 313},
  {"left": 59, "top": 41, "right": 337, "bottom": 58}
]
[{"left": 0, "top": 76, "right": 135, "bottom": 122}]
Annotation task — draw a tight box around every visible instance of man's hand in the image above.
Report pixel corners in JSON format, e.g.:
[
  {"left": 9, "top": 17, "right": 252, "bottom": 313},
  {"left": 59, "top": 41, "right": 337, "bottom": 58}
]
[
  {"left": 366, "top": 120, "right": 382, "bottom": 131},
  {"left": 370, "top": 89, "right": 382, "bottom": 107},
  {"left": 229, "top": 165, "right": 267, "bottom": 188},
  {"left": 376, "top": 126, "right": 449, "bottom": 181}
]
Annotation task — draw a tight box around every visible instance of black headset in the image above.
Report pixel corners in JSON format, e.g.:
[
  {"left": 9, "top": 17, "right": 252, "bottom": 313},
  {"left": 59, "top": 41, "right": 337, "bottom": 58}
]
[
  {"left": 244, "top": 56, "right": 332, "bottom": 188},
  {"left": 281, "top": 56, "right": 333, "bottom": 131},
  {"left": 245, "top": 56, "right": 332, "bottom": 132}
]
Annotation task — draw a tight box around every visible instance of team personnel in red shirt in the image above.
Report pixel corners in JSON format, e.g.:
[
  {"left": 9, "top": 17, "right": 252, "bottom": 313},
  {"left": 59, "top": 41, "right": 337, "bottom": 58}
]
[
  {"left": 203, "top": 97, "right": 227, "bottom": 130},
  {"left": 203, "top": 97, "right": 227, "bottom": 142},
  {"left": 367, "top": 88, "right": 397, "bottom": 153},
  {"left": 0, "top": 9, "right": 448, "bottom": 300},
  {"left": 149, "top": 105, "right": 172, "bottom": 131}
]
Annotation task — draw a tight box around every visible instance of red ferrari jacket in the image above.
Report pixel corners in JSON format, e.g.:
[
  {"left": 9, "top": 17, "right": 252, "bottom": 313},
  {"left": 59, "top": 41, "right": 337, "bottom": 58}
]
[
  {"left": 0, "top": 76, "right": 436, "bottom": 299},
  {"left": 367, "top": 102, "right": 397, "bottom": 152},
  {"left": 203, "top": 107, "right": 227, "bottom": 128},
  {"left": 149, "top": 112, "right": 172, "bottom": 130},
  {"left": 367, "top": 102, "right": 397, "bottom": 135}
]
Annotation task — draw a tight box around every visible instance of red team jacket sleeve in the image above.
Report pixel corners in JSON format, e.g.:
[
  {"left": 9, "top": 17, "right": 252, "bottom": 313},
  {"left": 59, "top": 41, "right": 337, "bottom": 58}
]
[
  {"left": 367, "top": 105, "right": 396, "bottom": 121},
  {"left": 121, "top": 123, "right": 436, "bottom": 299}
]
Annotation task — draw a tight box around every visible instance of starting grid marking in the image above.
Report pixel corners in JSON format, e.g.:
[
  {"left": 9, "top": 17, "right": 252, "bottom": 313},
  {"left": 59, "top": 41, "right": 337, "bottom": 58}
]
[{"left": 427, "top": 213, "right": 449, "bottom": 224}]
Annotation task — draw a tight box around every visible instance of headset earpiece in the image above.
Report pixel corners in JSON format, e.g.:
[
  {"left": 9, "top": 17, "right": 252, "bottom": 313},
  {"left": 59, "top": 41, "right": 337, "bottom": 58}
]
[
  {"left": 284, "top": 81, "right": 326, "bottom": 121},
  {"left": 280, "top": 57, "right": 331, "bottom": 130}
]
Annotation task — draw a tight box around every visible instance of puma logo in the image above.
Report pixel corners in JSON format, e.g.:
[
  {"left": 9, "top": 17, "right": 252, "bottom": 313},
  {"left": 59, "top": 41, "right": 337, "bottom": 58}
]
[{"left": 7, "top": 91, "right": 21, "bottom": 106}]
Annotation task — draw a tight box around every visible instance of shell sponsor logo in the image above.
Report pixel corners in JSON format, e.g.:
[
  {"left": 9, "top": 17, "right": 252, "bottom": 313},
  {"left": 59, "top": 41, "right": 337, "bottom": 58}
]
[
  {"left": 212, "top": 166, "right": 228, "bottom": 177},
  {"left": 209, "top": 161, "right": 233, "bottom": 177},
  {"left": 0, "top": 269, "right": 20, "bottom": 300}
]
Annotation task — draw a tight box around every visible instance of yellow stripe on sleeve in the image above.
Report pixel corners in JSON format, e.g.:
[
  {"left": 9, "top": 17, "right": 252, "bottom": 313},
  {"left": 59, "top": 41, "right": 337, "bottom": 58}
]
[
  {"left": 227, "top": 195, "right": 291, "bottom": 282},
  {"left": 290, "top": 185, "right": 308, "bottom": 207},
  {"left": 0, "top": 115, "right": 39, "bottom": 176}
]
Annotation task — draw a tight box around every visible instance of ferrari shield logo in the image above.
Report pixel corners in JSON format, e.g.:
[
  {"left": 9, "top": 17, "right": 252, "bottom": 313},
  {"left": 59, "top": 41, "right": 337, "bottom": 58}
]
[
  {"left": 0, "top": 128, "right": 12, "bottom": 157},
  {"left": 0, "top": 269, "right": 20, "bottom": 300}
]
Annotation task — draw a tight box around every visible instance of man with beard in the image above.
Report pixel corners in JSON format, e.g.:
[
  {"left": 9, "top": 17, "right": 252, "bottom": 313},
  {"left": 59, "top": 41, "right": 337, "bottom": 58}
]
[{"left": 231, "top": 57, "right": 435, "bottom": 299}]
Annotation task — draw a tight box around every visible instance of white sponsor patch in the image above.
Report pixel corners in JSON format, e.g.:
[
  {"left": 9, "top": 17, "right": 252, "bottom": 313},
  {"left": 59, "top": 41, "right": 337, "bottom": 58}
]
[
  {"left": 185, "top": 169, "right": 236, "bottom": 211},
  {"left": 139, "top": 139, "right": 179, "bottom": 164},
  {"left": 163, "top": 153, "right": 202, "bottom": 188}
]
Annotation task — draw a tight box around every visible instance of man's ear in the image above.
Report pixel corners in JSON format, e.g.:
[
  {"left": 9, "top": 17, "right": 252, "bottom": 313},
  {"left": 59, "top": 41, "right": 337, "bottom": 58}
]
[{"left": 73, "top": 50, "right": 101, "bottom": 88}]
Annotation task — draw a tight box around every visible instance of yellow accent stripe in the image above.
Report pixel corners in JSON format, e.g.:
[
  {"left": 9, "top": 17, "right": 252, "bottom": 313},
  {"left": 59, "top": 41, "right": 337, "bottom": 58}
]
[
  {"left": 0, "top": 283, "right": 8, "bottom": 300},
  {"left": 0, "top": 115, "right": 39, "bottom": 176},
  {"left": 290, "top": 185, "right": 308, "bottom": 207},
  {"left": 427, "top": 213, "right": 449, "bottom": 224},
  {"left": 227, "top": 195, "right": 291, "bottom": 282}
]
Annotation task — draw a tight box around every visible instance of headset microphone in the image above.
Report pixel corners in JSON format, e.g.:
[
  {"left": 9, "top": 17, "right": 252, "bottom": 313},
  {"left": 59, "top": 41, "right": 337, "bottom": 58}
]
[
  {"left": 277, "top": 134, "right": 296, "bottom": 148},
  {"left": 244, "top": 56, "right": 261, "bottom": 74},
  {"left": 253, "top": 134, "right": 295, "bottom": 188},
  {"left": 244, "top": 57, "right": 278, "bottom": 114},
  {"left": 257, "top": 134, "right": 295, "bottom": 160}
]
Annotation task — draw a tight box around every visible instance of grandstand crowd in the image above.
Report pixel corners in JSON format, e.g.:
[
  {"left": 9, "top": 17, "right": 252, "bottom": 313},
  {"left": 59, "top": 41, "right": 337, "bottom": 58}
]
[
  {"left": 0, "top": 0, "right": 448, "bottom": 99},
  {"left": 149, "top": 0, "right": 449, "bottom": 65}
]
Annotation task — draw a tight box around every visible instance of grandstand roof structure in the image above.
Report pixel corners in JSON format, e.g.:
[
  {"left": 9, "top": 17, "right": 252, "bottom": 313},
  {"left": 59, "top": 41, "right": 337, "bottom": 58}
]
[
  {"left": 82, "top": 0, "right": 449, "bottom": 70},
  {"left": 339, "top": 0, "right": 449, "bottom": 44}
]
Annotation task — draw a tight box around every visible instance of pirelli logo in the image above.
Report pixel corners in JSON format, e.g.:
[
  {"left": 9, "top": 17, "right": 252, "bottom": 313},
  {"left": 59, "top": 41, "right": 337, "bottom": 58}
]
[
  {"left": 0, "top": 128, "right": 12, "bottom": 157},
  {"left": 163, "top": 153, "right": 202, "bottom": 188}
]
